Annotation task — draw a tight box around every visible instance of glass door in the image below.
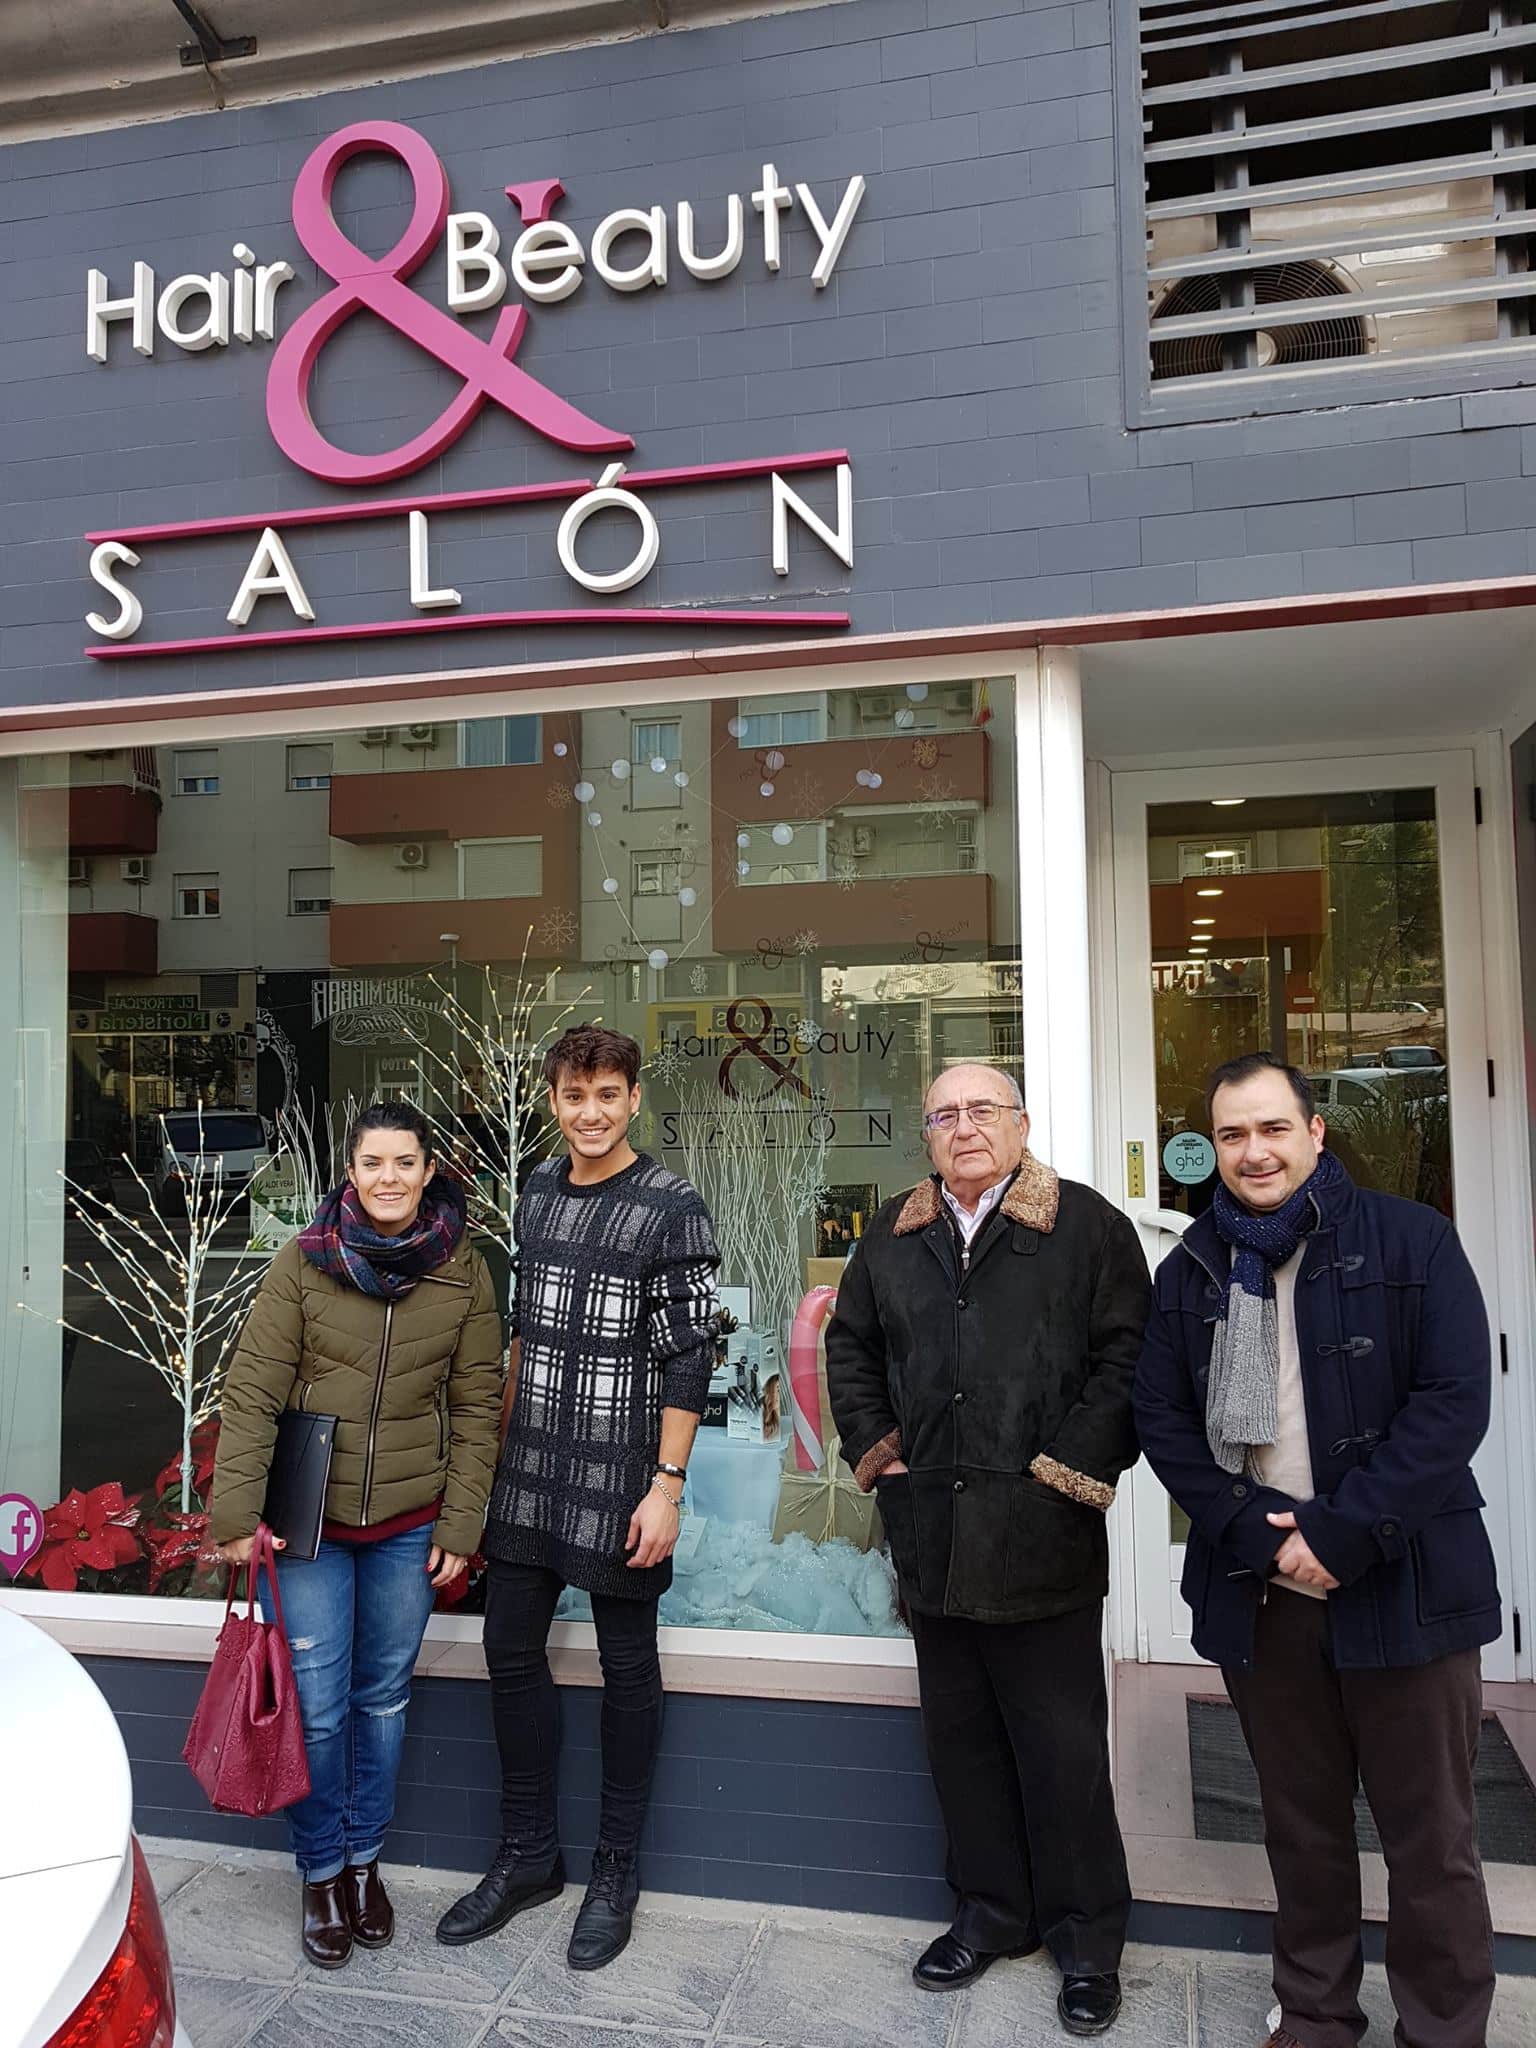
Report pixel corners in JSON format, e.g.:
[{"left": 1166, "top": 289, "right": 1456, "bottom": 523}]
[{"left": 1109, "top": 752, "right": 1512, "bottom": 1675}]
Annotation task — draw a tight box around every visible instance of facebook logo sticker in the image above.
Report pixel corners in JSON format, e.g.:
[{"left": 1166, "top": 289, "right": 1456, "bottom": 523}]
[{"left": 0, "top": 1494, "right": 44, "bottom": 1579}]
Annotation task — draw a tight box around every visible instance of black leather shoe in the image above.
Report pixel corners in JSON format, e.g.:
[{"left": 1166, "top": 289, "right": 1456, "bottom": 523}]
[
  {"left": 912, "top": 1928, "right": 1039, "bottom": 1991},
  {"left": 435, "top": 1842, "right": 565, "bottom": 1946},
  {"left": 341, "top": 1860, "right": 394, "bottom": 1948},
  {"left": 301, "top": 1878, "right": 353, "bottom": 1970},
  {"left": 567, "top": 1843, "right": 640, "bottom": 1971},
  {"left": 1058, "top": 1972, "right": 1122, "bottom": 2036}
]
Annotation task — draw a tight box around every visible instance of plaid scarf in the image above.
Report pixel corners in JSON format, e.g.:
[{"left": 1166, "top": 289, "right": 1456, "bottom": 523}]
[
  {"left": 1205, "top": 1148, "right": 1347, "bottom": 1474},
  {"left": 298, "top": 1175, "right": 467, "bottom": 1300}
]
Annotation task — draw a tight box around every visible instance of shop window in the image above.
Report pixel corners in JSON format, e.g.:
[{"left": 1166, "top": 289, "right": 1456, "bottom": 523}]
[
  {"left": 173, "top": 748, "right": 219, "bottom": 796},
  {"left": 1124, "top": 0, "right": 1536, "bottom": 422},
  {"left": 460, "top": 715, "right": 541, "bottom": 767},
  {"left": 286, "top": 743, "right": 332, "bottom": 791},
  {"left": 173, "top": 872, "right": 219, "bottom": 918},
  {"left": 289, "top": 867, "right": 333, "bottom": 915},
  {"left": 16, "top": 679, "right": 1021, "bottom": 1637},
  {"left": 458, "top": 836, "right": 542, "bottom": 899}
]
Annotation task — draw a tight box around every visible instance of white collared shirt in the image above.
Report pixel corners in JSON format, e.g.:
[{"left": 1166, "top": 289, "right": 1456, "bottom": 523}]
[{"left": 941, "top": 1171, "right": 1012, "bottom": 1248}]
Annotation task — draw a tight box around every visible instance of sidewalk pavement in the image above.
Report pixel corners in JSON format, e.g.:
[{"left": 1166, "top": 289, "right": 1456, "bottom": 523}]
[{"left": 146, "top": 1839, "right": 1536, "bottom": 2048}]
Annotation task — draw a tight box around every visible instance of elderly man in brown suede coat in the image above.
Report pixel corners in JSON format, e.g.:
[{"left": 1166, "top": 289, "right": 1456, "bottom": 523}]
[{"left": 828, "top": 1065, "right": 1150, "bottom": 2040}]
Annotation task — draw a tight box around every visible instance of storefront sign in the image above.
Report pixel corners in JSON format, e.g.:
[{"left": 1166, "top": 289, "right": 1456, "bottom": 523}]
[{"left": 80, "top": 121, "right": 863, "bottom": 660}]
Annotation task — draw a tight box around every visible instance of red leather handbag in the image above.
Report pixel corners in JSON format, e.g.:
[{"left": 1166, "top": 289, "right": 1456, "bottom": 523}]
[{"left": 183, "top": 1522, "right": 311, "bottom": 1817}]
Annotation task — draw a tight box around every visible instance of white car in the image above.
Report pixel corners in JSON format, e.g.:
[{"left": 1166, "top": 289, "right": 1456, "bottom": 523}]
[
  {"left": 155, "top": 1109, "right": 270, "bottom": 1212},
  {"left": 0, "top": 1608, "right": 192, "bottom": 2048}
]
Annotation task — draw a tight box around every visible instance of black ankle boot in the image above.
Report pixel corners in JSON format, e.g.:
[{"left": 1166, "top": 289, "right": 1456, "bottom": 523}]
[
  {"left": 435, "top": 1840, "right": 565, "bottom": 1946},
  {"left": 566, "top": 1843, "right": 639, "bottom": 1971}
]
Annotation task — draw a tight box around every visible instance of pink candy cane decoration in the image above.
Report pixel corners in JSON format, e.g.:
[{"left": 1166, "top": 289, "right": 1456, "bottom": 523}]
[{"left": 788, "top": 1285, "right": 839, "bottom": 1473}]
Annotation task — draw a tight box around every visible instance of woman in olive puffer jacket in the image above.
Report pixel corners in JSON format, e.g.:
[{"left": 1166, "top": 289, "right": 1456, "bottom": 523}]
[{"left": 210, "top": 1101, "right": 502, "bottom": 1971}]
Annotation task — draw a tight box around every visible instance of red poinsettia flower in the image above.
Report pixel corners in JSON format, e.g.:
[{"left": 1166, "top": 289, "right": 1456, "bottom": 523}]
[
  {"left": 153, "top": 1418, "right": 222, "bottom": 1505},
  {"left": 25, "top": 1482, "right": 142, "bottom": 1592},
  {"left": 142, "top": 1510, "right": 210, "bottom": 1594}
]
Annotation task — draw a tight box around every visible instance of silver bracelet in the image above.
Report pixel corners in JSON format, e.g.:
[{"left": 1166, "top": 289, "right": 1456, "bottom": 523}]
[{"left": 649, "top": 1477, "right": 682, "bottom": 1513}]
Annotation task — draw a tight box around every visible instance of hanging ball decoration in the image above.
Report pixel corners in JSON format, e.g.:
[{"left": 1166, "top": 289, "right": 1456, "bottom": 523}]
[
  {"left": 678, "top": 886, "right": 697, "bottom": 907},
  {"left": 855, "top": 769, "right": 873, "bottom": 787},
  {"left": 573, "top": 780, "right": 595, "bottom": 804},
  {"left": 868, "top": 772, "right": 883, "bottom": 789},
  {"left": 771, "top": 823, "right": 794, "bottom": 847},
  {"left": 765, "top": 749, "right": 786, "bottom": 772},
  {"left": 673, "top": 769, "right": 690, "bottom": 788},
  {"left": 648, "top": 949, "right": 670, "bottom": 970},
  {"left": 760, "top": 781, "right": 775, "bottom": 798},
  {"left": 737, "top": 832, "right": 751, "bottom": 848},
  {"left": 650, "top": 756, "right": 668, "bottom": 774},
  {"left": 610, "top": 759, "right": 631, "bottom": 781},
  {"left": 737, "top": 861, "right": 752, "bottom": 877},
  {"left": 905, "top": 683, "right": 930, "bottom": 702},
  {"left": 728, "top": 716, "right": 748, "bottom": 738},
  {"left": 587, "top": 810, "right": 602, "bottom": 827},
  {"left": 896, "top": 708, "right": 916, "bottom": 729},
  {"left": 553, "top": 742, "right": 568, "bottom": 757},
  {"left": 602, "top": 877, "right": 620, "bottom": 895}
]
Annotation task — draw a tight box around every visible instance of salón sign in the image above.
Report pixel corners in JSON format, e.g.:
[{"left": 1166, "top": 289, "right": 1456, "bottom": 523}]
[{"left": 81, "top": 120, "right": 867, "bottom": 660}]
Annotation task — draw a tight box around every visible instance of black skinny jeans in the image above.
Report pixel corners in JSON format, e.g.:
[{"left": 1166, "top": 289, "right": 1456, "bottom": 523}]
[{"left": 482, "top": 1558, "right": 664, "bottom": 1860}]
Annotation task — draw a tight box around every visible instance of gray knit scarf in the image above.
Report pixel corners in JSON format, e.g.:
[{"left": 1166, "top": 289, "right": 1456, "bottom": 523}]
[{"left": 1205, "top": 1150, "right": 1345, "bottom": 1474}]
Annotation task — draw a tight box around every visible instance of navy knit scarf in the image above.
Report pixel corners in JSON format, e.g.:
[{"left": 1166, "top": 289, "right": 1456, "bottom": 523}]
[
  {"left": 1205, "top": 1148, "right": 1347, "bottom": 1473},
  {"left": 298, "top": 1174, "right": 467, "bottom": 1300}
]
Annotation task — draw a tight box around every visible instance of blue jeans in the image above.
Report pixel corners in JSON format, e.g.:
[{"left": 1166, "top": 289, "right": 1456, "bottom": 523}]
[{"left": 265, "top": 1525, "right": 437, "bottom": 1883}]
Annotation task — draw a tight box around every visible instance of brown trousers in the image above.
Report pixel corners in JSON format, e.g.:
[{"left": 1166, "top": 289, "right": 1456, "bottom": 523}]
[{"left": 1223, "top": 1589, "right": 1494, "bottom": 2048}]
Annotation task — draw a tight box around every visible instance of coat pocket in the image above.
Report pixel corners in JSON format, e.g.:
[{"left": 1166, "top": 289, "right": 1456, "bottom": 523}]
[
  {"left": 1005, "top": 1474, "right": 1103, "bottom": 1605},
  {"left": 873, "top": 1469, "right": 922, "bottom": 1593},
  {"left": 1410, "top": 1506, "right": 1499, "bottom": 1625}
]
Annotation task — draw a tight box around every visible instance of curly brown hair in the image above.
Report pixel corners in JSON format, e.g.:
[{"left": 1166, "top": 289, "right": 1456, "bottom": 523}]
[{"left": 543, "top": 1023, "right": 641, "bottom": 1093}]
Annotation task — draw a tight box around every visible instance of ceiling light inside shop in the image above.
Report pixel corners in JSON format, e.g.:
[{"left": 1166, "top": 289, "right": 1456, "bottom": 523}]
[
  {"left": 1211, "top": 798, "right": 1246, "bottom": 807},
  {"left": 1204, "top": 849, "right": 1238, "bottom": 859},
  {"left": 1192, "top": 917, "right": 1215, "bottom": 925},
  {"left": 1197, "top": 888, "right": 1223, "bottom": 897}
]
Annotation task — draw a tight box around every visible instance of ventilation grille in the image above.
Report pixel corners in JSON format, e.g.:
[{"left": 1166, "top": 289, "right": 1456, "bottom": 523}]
[{"left": 1138, "top": 0, "right": 1536, "bottom": 397}]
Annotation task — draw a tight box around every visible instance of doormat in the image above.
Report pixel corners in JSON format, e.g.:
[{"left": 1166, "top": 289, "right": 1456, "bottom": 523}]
[{"left": 1187, "top": 1697, "right": 1536, "bottom": 1866}]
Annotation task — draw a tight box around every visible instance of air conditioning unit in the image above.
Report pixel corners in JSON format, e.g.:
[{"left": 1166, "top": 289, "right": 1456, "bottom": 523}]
[
  {"left": 938, "top": 685, "right": 973, "bottom": 716},
  {"left": 120, "top": 855, "right": 150, "bottom": 883},
  {"left": 860, "top": 694, "right": 893, "bottom": 719},
  {"left": 360, "top": 728, "right": 393, "bottom": 748},
  {"left": 395, "top": 842, "right": 429, "bottom": 871},
  {"left": 850, "top": 825, "right": 874, "bottom": 857},
  {"left": 401, "top": 724, "right": 438, "bottom": 749},
  {"left": 67, "top": 855, "right": 91, "bottom": 886}
]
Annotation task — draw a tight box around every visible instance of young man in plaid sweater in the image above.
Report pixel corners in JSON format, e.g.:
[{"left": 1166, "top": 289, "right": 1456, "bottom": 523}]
[{"left": 437, "top": 1025, "right": 719, "bottom": 1970}]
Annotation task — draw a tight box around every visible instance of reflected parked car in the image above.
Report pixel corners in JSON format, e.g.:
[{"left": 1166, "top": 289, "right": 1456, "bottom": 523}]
[
  {"left": 153, "top": 1110, "right": 269, "bottom": 1213},
  {"left": 0, "top": 1606, "right": 191, "bottom": 2048}
]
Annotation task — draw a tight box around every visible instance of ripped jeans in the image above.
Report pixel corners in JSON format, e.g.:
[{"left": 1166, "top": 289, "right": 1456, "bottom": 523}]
[{"left": 269, "top": 1524, "right": 437, "bottom": 1882}]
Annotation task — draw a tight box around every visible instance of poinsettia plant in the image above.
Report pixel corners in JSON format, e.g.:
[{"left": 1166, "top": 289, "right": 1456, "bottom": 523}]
[
  {"left": 23, "top": 1482, "right": 143, "bottom": 1593},
  {"left": 21, "top": 1418, "right": 227, "bottom": 1599}
]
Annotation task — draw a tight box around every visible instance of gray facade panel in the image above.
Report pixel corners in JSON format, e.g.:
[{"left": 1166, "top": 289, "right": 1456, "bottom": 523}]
[{"left": 4, "top": 0, "right": 1536, "bottom": 713}]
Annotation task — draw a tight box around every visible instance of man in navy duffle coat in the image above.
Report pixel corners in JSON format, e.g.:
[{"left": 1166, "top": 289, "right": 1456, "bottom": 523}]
[{"left": 1135, "top": 1052, "right": 1500, "bottom": 2048}]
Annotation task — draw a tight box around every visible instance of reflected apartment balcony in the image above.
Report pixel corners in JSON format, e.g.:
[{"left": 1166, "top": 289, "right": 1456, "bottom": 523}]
[
  {"left": 68, "top": 785, "right": 158, "bottom": 856},
  {"left": 328, "top": 897, "right": 575, "bottom": 968},
  {"left": 712, "top": 870, "right": 993, "bottom": 956},
  {"left": 68, "top": 911, "right": 158, "bottom": 975}
]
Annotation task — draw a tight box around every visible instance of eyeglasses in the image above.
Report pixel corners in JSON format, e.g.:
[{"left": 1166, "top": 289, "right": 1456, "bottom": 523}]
[{"left": 923, "top": 1101, "right": 1017, "bottom": 1133}]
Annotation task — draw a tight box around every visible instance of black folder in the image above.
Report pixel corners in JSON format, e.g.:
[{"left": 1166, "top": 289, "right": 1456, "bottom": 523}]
[{"left": 261, "top": 1408, "right": 337, "bottom": 1561}]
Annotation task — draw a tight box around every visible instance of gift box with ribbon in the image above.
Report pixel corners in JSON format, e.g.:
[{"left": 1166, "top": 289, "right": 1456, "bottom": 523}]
[{"left": 770, "top": 1435, "right": 884, "bottom": 1554}]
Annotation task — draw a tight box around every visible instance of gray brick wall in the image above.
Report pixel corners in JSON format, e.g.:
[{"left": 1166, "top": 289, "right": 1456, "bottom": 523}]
[{"left": 3, "top": 0, "right": 1535, "bottom": 713}]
